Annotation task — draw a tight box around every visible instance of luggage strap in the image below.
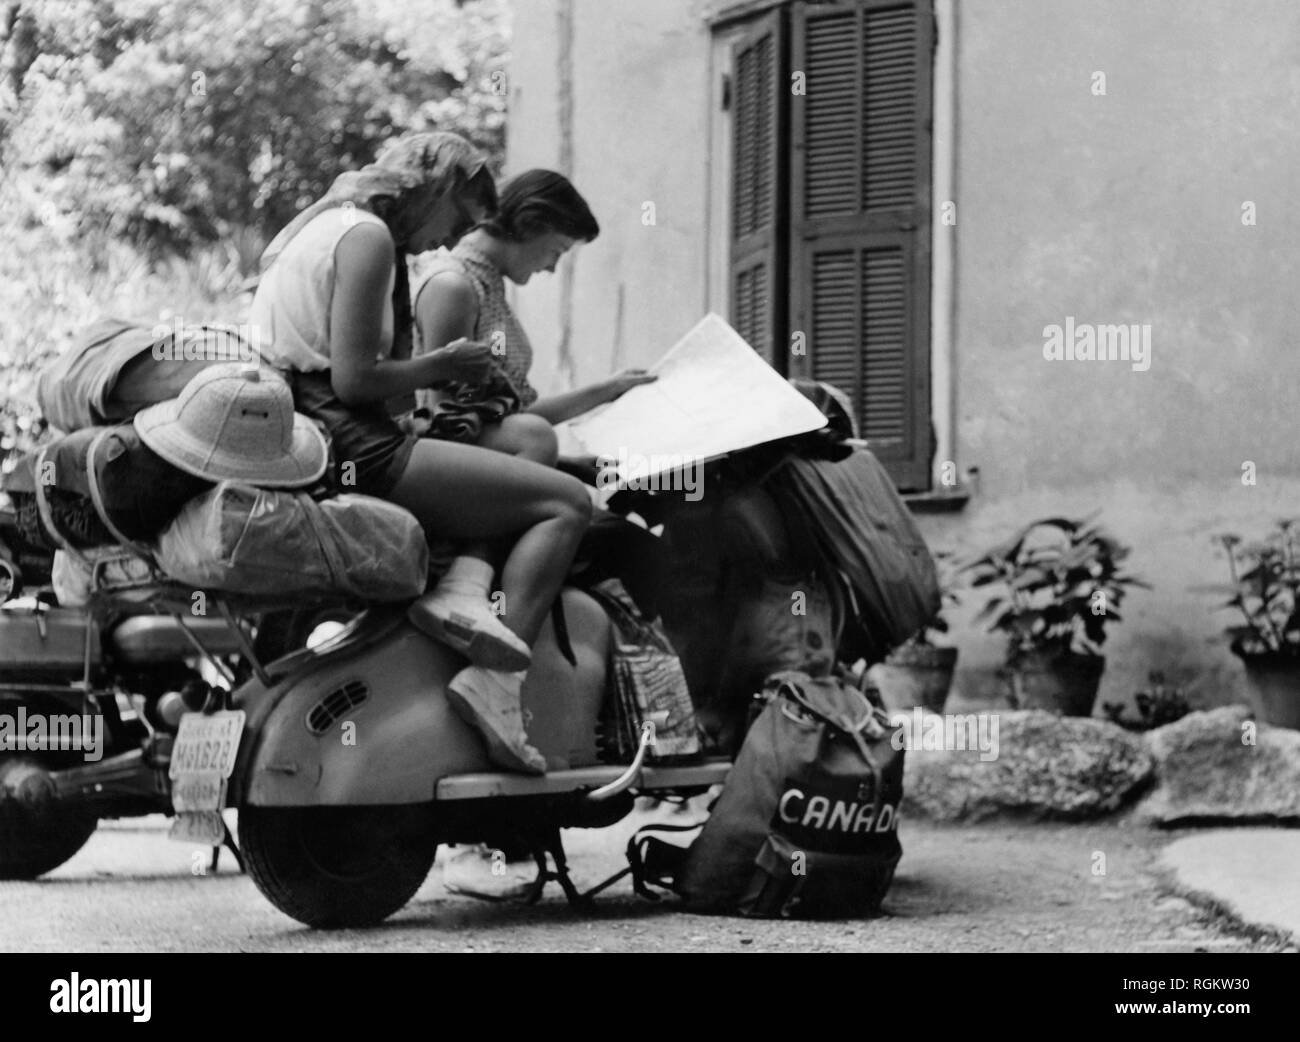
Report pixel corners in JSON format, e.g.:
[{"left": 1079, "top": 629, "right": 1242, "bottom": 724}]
[
  {"left": 33, "top": 445, "right": 89, "bottom": 568},
  {"left": 84, "top": 429, "right": 158, "bottom": 567},
  {"left": 550, "top": 595, "right": 576, "bottom": 667},
  {"left": 581, "top": 821, "right": 701, "bottom": 902}
]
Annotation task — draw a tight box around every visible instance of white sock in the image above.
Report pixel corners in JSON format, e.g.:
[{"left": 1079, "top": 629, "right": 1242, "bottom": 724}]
[{"left": 433, "top": 556, "right": 494, "bottom": 598}]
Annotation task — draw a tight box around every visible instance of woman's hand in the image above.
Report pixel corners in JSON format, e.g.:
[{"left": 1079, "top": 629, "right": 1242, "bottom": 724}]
[
  {"left": 601, "top": 368, "right": 657, "bottom": 403},
  {"left": 427, "top": 338, "right": 495, "bottom": 385}
]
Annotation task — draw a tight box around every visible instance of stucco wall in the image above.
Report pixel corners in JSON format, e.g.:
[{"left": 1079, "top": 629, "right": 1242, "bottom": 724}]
[
  {"left": 505, "top": 0, "right": 1300, "bottom": 715},
  {"left": 506, "top": 0, "right": 715, "bottom": 396}
]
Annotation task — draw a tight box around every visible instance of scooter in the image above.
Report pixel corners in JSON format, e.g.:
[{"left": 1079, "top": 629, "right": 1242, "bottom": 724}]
[
  {"left": 2, "top": 432, "right": 847, "bottom": 924},
  {"left": 207, "top": 437, "right": 852, "bottom": 928}
]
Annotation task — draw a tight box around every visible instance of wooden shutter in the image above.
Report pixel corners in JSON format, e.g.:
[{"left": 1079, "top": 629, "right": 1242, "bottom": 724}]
[
  {"left": 789, "top": 0, "right": 933, "bottom": 490},
  {"left": 728, "top": 10, "right": 787, "bottom": 367}
]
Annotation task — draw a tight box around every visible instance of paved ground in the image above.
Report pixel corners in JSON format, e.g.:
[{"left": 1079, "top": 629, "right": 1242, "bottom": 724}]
[
  {"left": 1160, "top": 830, "right": 1300, "bottom": 944},
  {"left": 0, "top": 808, "right": 1291, "bottom": 953}
]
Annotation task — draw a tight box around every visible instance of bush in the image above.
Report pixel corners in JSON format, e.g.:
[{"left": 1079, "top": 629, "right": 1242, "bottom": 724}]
[{"left": 0, "top": 0, "right": 509, "bottom": 472}]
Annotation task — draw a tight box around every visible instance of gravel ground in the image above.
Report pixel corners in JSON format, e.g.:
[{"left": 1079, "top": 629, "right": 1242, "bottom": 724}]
[{"left": 0, "top": 806, "right": 1288, "bottom": 953}]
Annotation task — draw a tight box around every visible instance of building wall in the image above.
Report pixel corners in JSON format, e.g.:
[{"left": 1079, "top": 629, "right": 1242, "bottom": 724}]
[{"left": 506, "top": 0, "right": 1300, "bottom": 714}]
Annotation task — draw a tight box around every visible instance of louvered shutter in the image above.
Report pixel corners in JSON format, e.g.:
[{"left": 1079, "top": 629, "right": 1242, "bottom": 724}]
[
  {"left": 789, "top": 0, "right": 933, "bottom": 490},
  {"left": 728, "top": 10, "right": 787, "bottom": 367}
]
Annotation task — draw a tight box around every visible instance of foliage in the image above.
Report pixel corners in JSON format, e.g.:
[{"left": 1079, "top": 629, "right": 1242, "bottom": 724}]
[
  {"left": 959, "top": 515, "right": 1148, "bottom": 663},
  {"left": 0, "top": 0, "right": 509, "bottom": 474},
  {"left": 1212, "top": 520, "right": 1300, "bottom": 658},
  {"left": 0, "top": 0, "right": 509, "bottom": 256},
  {"left": 1102, "top": 671, "right": 1190, "bottom": 731}
]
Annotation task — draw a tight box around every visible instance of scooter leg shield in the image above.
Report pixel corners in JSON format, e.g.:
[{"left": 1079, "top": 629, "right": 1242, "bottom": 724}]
[
  {"left": 237, "top": 622, "right": 488, "bottom": 807},
  {"left": 235, "top": 589, "right": 612, "bottom": 807}
]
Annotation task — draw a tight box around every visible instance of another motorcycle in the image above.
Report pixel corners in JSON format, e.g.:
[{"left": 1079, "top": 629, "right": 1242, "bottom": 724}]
[{"left": 0, "top": 506, "right": 351, "bottom": 879}]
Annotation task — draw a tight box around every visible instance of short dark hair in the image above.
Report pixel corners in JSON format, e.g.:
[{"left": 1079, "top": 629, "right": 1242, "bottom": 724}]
[{"left": 480, "top": 169, "right": 599, "bottom": 243}]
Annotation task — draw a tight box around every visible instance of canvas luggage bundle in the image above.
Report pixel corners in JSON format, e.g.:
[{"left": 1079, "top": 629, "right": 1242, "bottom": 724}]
[
  {"left": 36, "top": 317, "right": 261, "bottom": 434},
  {"left": 768, "top": 446, "right": 941, "bottom": 660},
  {"left": 154, "top": 481, "right": 428, "bottom": 602},
  {"left": 2, "top": 426, "right": 211, "bottom": 554}
]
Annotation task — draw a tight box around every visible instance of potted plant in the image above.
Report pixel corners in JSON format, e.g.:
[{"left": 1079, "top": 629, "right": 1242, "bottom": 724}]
[
  {"left": 872, "top": 552, "right": 960, "bottom": 714},
  {"left": 1214, "top": 520, "right": 1300, "bottom": 728},
  {"left": 1101, "top": 670, "right": 1191, "bottom": 731},
  {"left": 961, "top": 516, "right": 1147, "bottom": 715}
]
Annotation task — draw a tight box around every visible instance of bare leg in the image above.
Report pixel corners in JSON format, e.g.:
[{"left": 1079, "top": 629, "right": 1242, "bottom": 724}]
[
  {"left": 476, "top": 413, "right": 559, "bottom": 467},
  {"left": 388, "top": 438, "right": 591, "bottom": 646}
]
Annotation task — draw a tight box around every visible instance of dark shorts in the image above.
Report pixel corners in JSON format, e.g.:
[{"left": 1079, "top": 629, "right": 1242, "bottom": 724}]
[{"left": 287, "top": 370, "right": 417, "bottom": 498}]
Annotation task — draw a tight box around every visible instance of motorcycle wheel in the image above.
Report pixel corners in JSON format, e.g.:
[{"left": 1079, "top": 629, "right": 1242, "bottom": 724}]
[
  {"left": 0, "top": 757, "right": 98, "bottom": 879},
  {"left": 239, "top": 804, "right": 437, "bottom": 928}
]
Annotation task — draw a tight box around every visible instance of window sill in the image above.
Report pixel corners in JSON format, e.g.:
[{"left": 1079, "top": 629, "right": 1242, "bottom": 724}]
[{"left": 902, "top": 488, "right": 970, "bottom": 514}]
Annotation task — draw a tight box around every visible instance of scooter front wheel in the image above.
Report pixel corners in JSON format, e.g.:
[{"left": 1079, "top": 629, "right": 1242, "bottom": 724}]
[{"left": 239, "top": 804, "right": 437, "bottom": 929}]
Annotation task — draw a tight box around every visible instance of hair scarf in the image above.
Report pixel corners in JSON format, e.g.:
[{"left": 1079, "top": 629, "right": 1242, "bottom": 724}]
[{"left": 259, "top": 132, "right": 491, "bottom": 361}]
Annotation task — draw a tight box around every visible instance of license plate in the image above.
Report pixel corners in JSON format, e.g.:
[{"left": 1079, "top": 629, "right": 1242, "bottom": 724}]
[
  {"left": 169, "top": 710, "right": 246, "bottom": 780},
  {"left": 171, "top": 772, "right": 227, "bottom": 813},
  {"left": 169, "top": 811, "right": 226, "bottom": 846}
]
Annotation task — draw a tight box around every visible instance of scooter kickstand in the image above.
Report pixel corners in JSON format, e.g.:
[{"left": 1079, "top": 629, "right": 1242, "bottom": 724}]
[
  {"left": 210, "top": 820, "right": 245, "bottom": 875},
  {"left": 524, "top": 830, "right": 590, "bottom": 908}
]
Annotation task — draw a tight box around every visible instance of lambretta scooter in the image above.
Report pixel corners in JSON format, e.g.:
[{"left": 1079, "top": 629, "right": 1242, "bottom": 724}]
[{"left": 177, "top": 441, "right": 840, "bottom": 929}]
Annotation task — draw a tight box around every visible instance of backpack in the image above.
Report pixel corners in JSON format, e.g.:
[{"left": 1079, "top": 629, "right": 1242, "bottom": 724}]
[
  {"left": 767, "top": 446, "right": 940, "bottom": 661},
  {"left": 631, "top": 670, "right": 905, "bottom": 919},
  {"left": 5, "top": 426, "right": 210, "bottom": 553}
]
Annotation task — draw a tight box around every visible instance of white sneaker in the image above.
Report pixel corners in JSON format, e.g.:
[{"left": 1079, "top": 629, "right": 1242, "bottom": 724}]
[
  {"left": 446, "top": 666, "right": 547, "bottom": 774},
  {"left": 408, "top": 590, "right": 531, "bottom": 672}
]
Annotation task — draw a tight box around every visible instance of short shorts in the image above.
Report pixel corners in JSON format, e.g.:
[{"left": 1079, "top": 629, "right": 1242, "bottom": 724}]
[{"left": 287, "top": 369, "right": 417, "bottom": 498}]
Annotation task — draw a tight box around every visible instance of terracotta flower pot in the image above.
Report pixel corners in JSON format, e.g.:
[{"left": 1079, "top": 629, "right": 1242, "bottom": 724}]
[
  {"left": 874, "top": 644, "right": 958, "bottom": 714},
  {"left": 1235, "top": 651, "right": 1300, "bottom": 729},
  {"left": 1005, "top": 649, "right": 1105, "bottom": 716}
]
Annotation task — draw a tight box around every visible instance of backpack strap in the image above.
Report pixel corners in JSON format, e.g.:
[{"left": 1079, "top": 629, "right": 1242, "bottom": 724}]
[
  {"left": 626, "top": 822, "right": 702, "bottom": 899},
  {"left": 85, "top": 428, "right": 158, "bottom": 566},
  {"left": 33, "top": 445, "right": 90, "bottom": 568}
]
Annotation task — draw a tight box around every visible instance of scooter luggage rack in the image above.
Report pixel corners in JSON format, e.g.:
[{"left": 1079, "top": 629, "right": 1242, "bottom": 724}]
[{"left": 85, "top": 557, "right": 354, "bottom": 690}]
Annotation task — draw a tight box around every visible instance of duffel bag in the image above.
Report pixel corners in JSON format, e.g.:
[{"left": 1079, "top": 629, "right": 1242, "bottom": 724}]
[
  {"left": 37, "top": 316, "right": 261, "bottom": 433},
  {"left": 155, "top": 481, "right": 428, "bottom": 602}
]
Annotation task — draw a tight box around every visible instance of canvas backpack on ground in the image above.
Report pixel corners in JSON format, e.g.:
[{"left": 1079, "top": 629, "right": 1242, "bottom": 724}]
[
  {"left": 629, "top": 670, "right": 904, "bottom": 919},
  {"left": 154, "top": 481, "right": 428, "bottom": 602}
]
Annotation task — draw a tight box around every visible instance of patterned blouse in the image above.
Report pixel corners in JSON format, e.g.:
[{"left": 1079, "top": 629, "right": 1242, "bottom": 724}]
[{"left": 411, "top": 240, "right": 538, "bottom": 409}]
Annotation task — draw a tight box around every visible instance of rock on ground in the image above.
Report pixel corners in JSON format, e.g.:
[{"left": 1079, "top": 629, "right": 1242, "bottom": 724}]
[
  {"left": 902, "top": 709, "right": 1153, "bottom": 822},
  {"left": 1133, "top": 705, "right": 1300, "bottom": 824}
]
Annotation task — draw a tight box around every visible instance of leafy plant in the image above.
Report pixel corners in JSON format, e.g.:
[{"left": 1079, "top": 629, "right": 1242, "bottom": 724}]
[
  {"left": 1214, "top": 520, "right": 1300, "bottom": 657},
  {"left": 1102, "top": 671, "right": 1190, "bottom": 731},
  {"left": 960, "top": 515, "right": 1148, "bottom": 664}
]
